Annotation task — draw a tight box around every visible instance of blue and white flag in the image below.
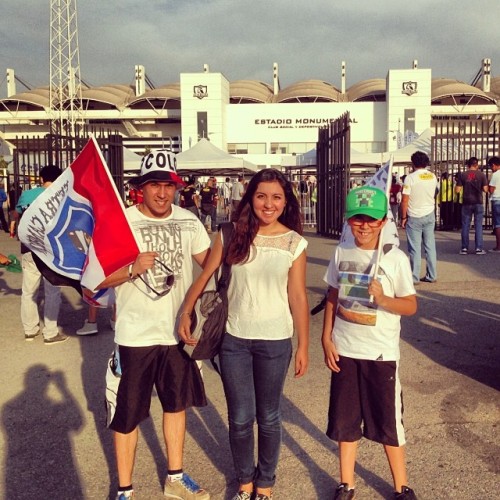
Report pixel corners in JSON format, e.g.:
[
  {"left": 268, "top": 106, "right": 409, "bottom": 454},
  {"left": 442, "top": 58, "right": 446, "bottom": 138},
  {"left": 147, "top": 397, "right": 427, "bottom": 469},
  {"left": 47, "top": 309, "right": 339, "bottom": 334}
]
[{"left": 18, "top": 137, "right": 140, "bottom": 306}]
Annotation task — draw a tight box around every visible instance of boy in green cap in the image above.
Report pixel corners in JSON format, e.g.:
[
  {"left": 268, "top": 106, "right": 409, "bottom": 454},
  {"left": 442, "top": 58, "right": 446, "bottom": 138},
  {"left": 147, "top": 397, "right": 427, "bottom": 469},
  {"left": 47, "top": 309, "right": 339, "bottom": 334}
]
[{"left": 322, "top": 186, "right": 418, "bottom": 499}]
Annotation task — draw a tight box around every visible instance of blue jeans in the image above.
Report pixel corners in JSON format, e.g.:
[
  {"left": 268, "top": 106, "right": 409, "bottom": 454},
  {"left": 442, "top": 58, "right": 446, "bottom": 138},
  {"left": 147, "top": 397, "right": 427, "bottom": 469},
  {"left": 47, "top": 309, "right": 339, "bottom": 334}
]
[
  {"left": 406, "top": 211, "right": 438, "bottom": 282},
  {"left": 492, "top": 200, "right": 500, "bottom": 229},
  {"left": 461, "top": 204, "right": 484, "bottom": 250},
  {"left": 219, "top": 334, "right": 292, "bottom": 488},
  {"left": 200, "top": 204, "right": 216, "bottom": 231}
]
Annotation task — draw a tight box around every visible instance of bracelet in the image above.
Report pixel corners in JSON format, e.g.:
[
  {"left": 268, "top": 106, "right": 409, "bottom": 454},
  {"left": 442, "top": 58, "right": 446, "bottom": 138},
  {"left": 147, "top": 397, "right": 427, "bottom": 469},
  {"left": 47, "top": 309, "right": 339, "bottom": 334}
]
[
  {"left": 402, "top": 217, "right": 408, "bottom": 220},
  {"left": 179, "top": 311, "right": 191, "bottom": 318},
  {"left": 128, "top": 263, "right": 135, "bottom": 280}
]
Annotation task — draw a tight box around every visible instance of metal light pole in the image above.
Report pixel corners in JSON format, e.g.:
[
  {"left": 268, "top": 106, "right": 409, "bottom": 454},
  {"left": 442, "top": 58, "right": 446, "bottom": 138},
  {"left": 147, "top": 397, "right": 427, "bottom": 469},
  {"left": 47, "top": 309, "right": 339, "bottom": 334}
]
[{"left": 49, "top": 0, "right": 83, "bottom": 144}]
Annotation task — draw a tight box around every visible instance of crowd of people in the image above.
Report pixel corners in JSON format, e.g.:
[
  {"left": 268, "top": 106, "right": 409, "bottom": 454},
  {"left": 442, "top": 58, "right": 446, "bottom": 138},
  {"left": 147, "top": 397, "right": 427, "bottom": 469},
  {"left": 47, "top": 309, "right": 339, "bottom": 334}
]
[{"left": 2, "top": 148, "right": 499, "bottom": 500}]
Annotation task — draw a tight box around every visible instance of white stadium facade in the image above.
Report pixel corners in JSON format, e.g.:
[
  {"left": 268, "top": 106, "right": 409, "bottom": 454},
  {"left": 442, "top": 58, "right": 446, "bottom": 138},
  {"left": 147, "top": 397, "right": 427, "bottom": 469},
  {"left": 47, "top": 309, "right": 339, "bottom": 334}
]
[{"left": 0, "top": 58, "right": 498, "bottom": 170}]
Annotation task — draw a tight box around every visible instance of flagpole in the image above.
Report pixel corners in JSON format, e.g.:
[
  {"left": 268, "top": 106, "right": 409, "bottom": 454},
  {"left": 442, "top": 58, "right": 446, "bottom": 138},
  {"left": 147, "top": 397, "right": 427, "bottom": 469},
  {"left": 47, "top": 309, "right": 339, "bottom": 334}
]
[{"left": 369, "top": 154, "right": 394, "bottom": 304}]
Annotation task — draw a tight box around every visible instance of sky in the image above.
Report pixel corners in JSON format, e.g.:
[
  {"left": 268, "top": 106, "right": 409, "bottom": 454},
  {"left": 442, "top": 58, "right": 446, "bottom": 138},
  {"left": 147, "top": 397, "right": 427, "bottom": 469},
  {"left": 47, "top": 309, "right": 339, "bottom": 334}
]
[{"left": 0, "top": 0, "right": 499, "bottom": 95}]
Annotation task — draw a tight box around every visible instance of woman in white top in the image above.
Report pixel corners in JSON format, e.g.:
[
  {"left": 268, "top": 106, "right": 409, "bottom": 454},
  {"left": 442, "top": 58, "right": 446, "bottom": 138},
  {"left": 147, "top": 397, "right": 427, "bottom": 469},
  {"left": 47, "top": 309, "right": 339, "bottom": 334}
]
[{"left": 179, "top": 168, "right": 309, "bottom": 500}]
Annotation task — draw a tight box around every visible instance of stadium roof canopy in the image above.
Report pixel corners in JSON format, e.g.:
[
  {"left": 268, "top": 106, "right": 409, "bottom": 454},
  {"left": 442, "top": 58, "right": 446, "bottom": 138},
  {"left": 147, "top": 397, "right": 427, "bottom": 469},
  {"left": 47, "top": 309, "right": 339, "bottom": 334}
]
[
  {"left": 347, "top": 79, "right": 386, "bottom": 102},
  {"left": 1, "top": 76, "right": 498, "bottom": 112},
  {"left": 230, "top": 80, "right": 274, "bottom": 103},
  {"left": 431, "top": 78, "right": 496, "bottom": 104},
  {"left": 0, "top": 87, "right": 51, "bottom": 111},
  {"left": 128, "top": 83, "right": 181, "bottom": 109},
  {"left": 80, "top": 84, "right": 135, "bottom": 110},
  {"left": 276, "top": 79, "right": 342, "bottom": 103}
]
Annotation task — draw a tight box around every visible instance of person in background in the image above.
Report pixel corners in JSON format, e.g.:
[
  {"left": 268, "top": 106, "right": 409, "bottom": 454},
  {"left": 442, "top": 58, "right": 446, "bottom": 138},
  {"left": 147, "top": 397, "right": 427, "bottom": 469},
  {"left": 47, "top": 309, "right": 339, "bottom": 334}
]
[
  {"left": 439, "top": 172, "right": 454, "bottom": 230},
  {"left": 179, "top": 176, "right": 200, "bottom": 218},
  {"left": 199, "top": 177, "right": 218, "bottom": 233},
  {"left": 389, "top": 175, "right": 402, "bottom": 226},
  {"left": 231, "top": 176, "right": 245, "bottom": 220},
  {"left": 223, "top": 177, "right": 232, "bottom": 215},
  {"left": 16, "top": 166, "right": 67, "bottom": 345},
  {"left": 8, "top": 183, "right": 21, "bottom": 238},
  {"left": 322, "top": 186, "right": 418, "bottom": 500},
  {"left": 0, "top": 185, "right": 9, "bottom": 232},
  {"left": 455, "top": 157, "right": 488, "bottom": 255},
  {"left": 398, "top": 175, "right": 406, "bottom": 224},
  {"left": 452, "top": 173, "right": 463, "bottom": 230},
  {"left": 179, "top": 168, "right": 309, "bottom": 500},
  {"left": 400, "top": 152, "right": 439, "bottom": 284},
  {"left": 487, "top": 156, "right": 500, "bottom": 252},
  {"left": 76, "top": 303, "right": 117, "bottom": 336},
  {"left": 0, "top": 252, "right": 11, "bottom": 265}
]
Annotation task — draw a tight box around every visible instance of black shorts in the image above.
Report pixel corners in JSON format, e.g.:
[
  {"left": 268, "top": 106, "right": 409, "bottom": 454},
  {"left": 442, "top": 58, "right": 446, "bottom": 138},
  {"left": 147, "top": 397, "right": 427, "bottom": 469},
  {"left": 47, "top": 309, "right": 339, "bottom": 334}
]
[
  {"left": 326, "top": 356, "right": 405, "bottom": 446},
  {"left": 106, "top": 344, "right": 207, "bottom": 434}
]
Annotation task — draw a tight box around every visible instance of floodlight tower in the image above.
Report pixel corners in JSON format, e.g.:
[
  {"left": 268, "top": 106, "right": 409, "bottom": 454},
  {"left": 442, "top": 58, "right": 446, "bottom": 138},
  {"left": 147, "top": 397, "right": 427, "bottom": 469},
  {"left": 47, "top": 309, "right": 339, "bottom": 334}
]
[{"left": 49, "top": 0, "right": 83, "bottom": 137}]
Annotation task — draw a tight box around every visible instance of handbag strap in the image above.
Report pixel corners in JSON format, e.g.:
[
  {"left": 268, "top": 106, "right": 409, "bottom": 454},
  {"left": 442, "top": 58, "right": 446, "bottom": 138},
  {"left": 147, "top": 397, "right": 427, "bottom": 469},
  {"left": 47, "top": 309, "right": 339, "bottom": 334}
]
[{"left": 215, "top": 222, "right": 234, "bottom": 289}]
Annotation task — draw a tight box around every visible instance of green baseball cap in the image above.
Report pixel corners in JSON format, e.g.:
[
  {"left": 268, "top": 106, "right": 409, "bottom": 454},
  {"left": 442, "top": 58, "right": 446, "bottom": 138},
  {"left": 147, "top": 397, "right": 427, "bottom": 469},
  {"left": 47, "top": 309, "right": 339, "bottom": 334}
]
[{"left": 345, "top": 186, "right": 388, "bottom": 220}]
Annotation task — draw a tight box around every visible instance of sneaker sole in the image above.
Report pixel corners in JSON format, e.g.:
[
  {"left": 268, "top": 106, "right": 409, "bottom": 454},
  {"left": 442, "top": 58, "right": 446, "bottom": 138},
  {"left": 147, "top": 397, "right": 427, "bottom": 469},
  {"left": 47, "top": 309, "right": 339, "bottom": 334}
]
[
  {"left": 164, "top": 491, "right": 210, "bottom": 500},
  {"left": 44, "top": 337, "right": 69, "bottom": 345},
  {"left": 76, "top": 331, "right": 98, "bottom": 336}
]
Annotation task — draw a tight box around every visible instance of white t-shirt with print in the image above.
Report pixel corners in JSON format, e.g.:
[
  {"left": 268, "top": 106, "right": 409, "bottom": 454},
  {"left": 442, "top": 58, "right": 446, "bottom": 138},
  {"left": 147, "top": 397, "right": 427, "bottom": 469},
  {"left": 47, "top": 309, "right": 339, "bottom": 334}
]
[
  {"left": 226, "top": 231, "right": 307, "bottom": 340},
  {"left": 323, "top": 242, "right": 415, "bottom": 361},
  {"left": 402, "top": 168, "right": 438, "bottom": 218},
  {"left": 114, "top": 204, "right": 210, "bottom": 347}
]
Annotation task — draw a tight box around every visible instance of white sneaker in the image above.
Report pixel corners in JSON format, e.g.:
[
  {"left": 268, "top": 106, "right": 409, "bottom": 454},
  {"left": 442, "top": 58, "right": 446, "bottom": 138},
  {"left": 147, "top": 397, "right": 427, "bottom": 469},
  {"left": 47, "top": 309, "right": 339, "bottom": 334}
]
[
  {"left": 110, "top": 319, "right": 116, "bottom": 331},
  {"left": 76, "top": 320, "right": 98, "bottom": 336},
  {"left": 164, "top": 473, "right": 210, "bottom": 499}
]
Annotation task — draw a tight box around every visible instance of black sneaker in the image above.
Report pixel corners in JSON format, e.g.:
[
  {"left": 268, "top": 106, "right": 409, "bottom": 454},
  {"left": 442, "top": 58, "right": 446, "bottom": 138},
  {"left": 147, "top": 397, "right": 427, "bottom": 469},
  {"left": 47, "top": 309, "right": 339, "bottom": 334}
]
[
  {"left": 394, "top": 486, "right": 417, "bottom": 499},
  {"left": 25, "top": 331, "right": 40, "bottom": 341},
  {"left": 333, "top": 483, "right": 355, "bottom": 500},
  {"left": 44, "top": 333, "right": 69, "bottom": 345}
]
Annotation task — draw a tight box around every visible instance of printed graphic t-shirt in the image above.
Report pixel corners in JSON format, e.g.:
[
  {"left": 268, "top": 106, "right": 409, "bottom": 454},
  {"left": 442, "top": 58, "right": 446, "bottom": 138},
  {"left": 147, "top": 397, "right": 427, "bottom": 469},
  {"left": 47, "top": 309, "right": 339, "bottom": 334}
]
[
  {"left": 456, "top": 169, "right": 488, "bottom": 205},
  {"left": 114, "top": 204, "right": 210, "bottom": 347},
  {"left": 324, "top": 242, "right": 415, "bottom": 361}
]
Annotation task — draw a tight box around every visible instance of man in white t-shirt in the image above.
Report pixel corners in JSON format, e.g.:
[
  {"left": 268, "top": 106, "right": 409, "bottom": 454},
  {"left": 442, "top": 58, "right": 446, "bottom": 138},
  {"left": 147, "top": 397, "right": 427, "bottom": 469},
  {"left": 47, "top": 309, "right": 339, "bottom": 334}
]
[
  {"left": 100, "top": 150, "right": 211, "bottom": 500},
  {"left": 231, "top": 176, "right": 245, "bottom": 214},
  {"left": 488, "top": 156, "right": 500, "bottom": 252},
  {"left": 401, "top": 151, "right": 438, "bottom": 284}
]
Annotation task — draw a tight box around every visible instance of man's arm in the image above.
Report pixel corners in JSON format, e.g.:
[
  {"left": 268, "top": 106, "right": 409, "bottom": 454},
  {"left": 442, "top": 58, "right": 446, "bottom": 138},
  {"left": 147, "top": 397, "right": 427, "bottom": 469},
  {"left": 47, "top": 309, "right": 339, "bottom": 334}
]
[
  {"left": 97, "top": 251, "right": 157, "bottom": 289},
  {"left": 0, "top": 253, "right": 11, "bottom": 265},
  {"left": 400, "top": 194, "right": 410, "bottom": 228},
  {"left": 193, "top": 248, "right": 210, "bottom": 269},
  {"left": 455, "top": 173, "right": 463, "bottom": 194}
]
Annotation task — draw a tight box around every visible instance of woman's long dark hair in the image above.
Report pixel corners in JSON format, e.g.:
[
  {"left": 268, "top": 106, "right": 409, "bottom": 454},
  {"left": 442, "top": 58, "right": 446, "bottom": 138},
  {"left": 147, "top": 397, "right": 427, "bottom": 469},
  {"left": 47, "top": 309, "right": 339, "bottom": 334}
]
[{"left": 226, "top": 168, "right": 302, "bottom": 265}]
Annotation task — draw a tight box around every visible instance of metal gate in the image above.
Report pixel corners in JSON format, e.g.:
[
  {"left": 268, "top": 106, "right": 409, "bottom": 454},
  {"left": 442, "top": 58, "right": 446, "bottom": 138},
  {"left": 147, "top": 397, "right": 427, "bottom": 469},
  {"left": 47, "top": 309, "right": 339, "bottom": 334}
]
[
  {"left": 282, "top": 167, "right": 318, "bottom": 228},
  {"left": 8, "top": 129, "right": 125, "bottom": 211},
  {"left": 432, "top": 120, "right": 500, "bottom": 229},
  {"left": 316, "top": 112, "right": 351, "bottom": 238}
]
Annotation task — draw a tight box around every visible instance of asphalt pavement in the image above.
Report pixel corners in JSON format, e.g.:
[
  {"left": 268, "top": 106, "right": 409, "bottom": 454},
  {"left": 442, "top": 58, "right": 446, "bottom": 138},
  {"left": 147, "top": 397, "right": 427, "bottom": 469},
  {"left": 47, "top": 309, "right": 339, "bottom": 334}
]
[{"left": 0, "top": 226, "right": 498, "bottom": 499}]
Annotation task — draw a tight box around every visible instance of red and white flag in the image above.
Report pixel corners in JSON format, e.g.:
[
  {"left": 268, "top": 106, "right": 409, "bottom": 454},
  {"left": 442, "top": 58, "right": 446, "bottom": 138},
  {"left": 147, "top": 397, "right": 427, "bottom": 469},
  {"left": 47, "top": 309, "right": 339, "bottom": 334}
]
[{"left": 18, "top": 137, "right": 140, "bottom": 305}]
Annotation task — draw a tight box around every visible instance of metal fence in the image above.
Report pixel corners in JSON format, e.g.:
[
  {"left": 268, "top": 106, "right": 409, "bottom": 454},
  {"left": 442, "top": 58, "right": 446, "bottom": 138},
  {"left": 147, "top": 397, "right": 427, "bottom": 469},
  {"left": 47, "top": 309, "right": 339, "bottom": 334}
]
[
  {"left": 7, "top": 128, "right": 125, "bottom": 213},
  {"left": 316, "top": 112, "right": 351, "bottom": 238},
  {"left": 432, "top": 119, "right": 500, "bottom": 230}
]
